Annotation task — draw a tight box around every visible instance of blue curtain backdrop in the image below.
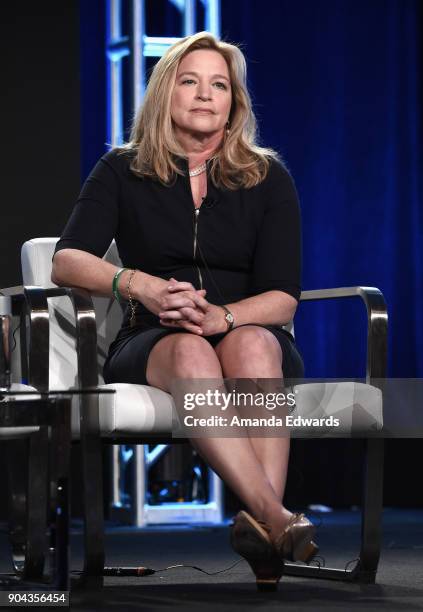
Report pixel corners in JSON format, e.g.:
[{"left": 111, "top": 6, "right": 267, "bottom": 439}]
[
  {"left": 78, "top": 0, "right": 422, "bottom": 508},
  {"left": 80, "top": 0, "right": 422, "bottom": 378},
  {"left": 221, "top": 0, "right": 422, "bottom": 378}
]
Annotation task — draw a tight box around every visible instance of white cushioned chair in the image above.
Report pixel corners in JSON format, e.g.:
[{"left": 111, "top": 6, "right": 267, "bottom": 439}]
[{"left": 19, "top": 237, "right": 388, "bottom": 587}]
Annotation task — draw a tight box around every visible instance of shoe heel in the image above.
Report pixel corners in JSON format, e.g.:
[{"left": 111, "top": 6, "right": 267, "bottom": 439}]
[
  {"left": 251, "top": 559, "right": 284, "bottom": 592},
  {"left": 231, "top": 539, "right": 284, "bottom": 590},
  {"left": 256, "top": 577, "right": 279, "bottom": 592},
  {"left": 230, "top": 511, "right": 284, "bottom": 591},
  {"left": 294, "top": 540, "right": 319, "bottom": 563}
]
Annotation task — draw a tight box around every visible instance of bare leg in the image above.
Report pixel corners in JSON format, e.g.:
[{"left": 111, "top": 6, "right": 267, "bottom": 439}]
[
  {"left": 146, "top": 332, "right": 290, "bottom": 540},
  {"left": 215, "top": 326, "right": 294, "bottom": 534}
]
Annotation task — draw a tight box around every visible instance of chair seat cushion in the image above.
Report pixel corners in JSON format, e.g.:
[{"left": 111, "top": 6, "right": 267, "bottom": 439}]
[
  {"left": 72, "top": 383, "right": 175, "bottom": 438},
  {"left": 71, "top": 381, "right": 383, "bottom": 439},
  {"left": 291, "top": 382, "right": 383, "bottom": 437}
]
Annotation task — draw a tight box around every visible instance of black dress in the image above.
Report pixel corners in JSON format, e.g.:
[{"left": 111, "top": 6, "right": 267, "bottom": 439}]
[{"left": 55, "top": 149, "right": 304, "bottom": 384}]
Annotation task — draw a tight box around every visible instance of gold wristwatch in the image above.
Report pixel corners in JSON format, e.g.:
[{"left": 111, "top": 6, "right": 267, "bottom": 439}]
[{"left": 220, "top": 305, "right": 234, "bottom": 331}]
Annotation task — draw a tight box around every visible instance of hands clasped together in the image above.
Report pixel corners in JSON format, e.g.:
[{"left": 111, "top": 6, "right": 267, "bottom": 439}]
[{"left": 141, "top": 276, "right": 226, "bottom": 336}]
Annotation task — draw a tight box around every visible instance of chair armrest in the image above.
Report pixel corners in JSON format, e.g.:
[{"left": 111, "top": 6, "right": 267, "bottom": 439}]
[
  {"left": 4, "top": 285, "right": 98, "bottom": 391},
  {"left": 1, "top": 286, "right": 50, "bottom": 391},
  {"left": 299, "top": 286, "right": 388, "bottom": 381},
  {"left": 41, "top": 286, "right": 99, "bottom": 389}
]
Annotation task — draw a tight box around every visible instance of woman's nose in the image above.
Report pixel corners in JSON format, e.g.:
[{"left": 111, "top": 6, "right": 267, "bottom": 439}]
[{"left": 196, "top": 83, "right": 212, "bottom": 100}]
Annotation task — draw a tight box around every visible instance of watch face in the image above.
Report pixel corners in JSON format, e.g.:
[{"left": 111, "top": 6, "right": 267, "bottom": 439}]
[{"left": 226, "top": 313, "right": 234, "bottom": 323}]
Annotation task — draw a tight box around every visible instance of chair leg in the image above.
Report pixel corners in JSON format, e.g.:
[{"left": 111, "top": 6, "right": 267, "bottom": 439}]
[
  {"left": 6, "top": 432, "right": 49, "bottom": 581},
  {"left": 283, "top": 438, "right": 384, "bottom": 583},
  {"left": 357, "top": 438, "right": 384, "bottom": 583},
  {"left": 25, "top": 428, "right": 49, "bottom": 580},
  {"left": 79, "top": 394, "right": 105, "bottom": 588},
  {"left": 6, "top": 439, "right": 28, "bottom": 575},
  {"left": 49, "top": 397, "right": 72, "bottom": 590}
]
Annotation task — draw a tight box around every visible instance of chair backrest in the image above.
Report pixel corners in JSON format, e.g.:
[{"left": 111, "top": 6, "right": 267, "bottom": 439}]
[
  {"left": 21, "top": 237, "right": 295, "bottom": 390},
  {"left": 21, "top": 238, "right": 123, "bottom": 389}
]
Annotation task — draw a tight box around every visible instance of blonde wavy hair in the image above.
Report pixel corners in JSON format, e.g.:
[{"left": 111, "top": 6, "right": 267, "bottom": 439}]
[{"left": 122, "top": 31, "right": 279, "bottom": 189}]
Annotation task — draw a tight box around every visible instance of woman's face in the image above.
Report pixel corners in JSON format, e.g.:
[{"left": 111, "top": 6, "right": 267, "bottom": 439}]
[{"left": 170, "top": 49, "right": 232, "bottom": 139}]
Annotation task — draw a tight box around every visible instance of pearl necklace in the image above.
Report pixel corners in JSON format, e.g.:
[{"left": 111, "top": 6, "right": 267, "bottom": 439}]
[{"left": 188, "top": 162, "right": 207, "bottom": 177}]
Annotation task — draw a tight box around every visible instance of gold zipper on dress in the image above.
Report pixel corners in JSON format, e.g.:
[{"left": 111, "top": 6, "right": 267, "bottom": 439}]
[{"left": 193, "top": 208, "right": 203, "bottom": 289}]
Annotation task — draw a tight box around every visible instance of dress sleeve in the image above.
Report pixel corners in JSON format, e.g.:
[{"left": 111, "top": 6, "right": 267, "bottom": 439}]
[
  {"left": 54, "top": 151, "right": 120, "bottom": 258},
  {"left": 250, "top": 159, "right": 302, "bottom": 302}
]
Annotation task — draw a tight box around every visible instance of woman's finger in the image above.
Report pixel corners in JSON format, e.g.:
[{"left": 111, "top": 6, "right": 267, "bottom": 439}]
[
  {"left": 189, "top": 292, "right": 209, "bottom": 311},
  {"left": 159, "top": 309, "right": 185, "bottom": 320},
  {"left": 164, "top": 290, "right": 208, "bottom": 312},
  {"left": 158, "top": 307, "right": 204, "bottom": 324},
  {"left": 167, "top": 280, "right": 195, "bottom": 292},
  {"left": 160, "top": 295, "right": 197, "bottom": 310},
  {"left": 179, "top": 306, "right": 205, "bottom": 324},
  {"left": 167, "top": 280, "right": 207, "bottom": 303},
  {"left": 159, "top": 318, "right": 203, "bottom": 335}
]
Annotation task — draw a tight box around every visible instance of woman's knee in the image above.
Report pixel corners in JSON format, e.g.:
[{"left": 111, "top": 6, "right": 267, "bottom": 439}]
[
  {"left": 148, "top": 332, "right": 222, "bottom": 385},
  {"left": 215, "top": 325, "right": 282, "bottom": 375},
  {"left": 171, "top": 333, "right": 222, "bottom": 375}
]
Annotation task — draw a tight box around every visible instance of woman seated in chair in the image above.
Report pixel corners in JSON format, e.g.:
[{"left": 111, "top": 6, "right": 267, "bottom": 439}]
[{"left": 52, "top": 31, "right": 317, "bottom": 589}]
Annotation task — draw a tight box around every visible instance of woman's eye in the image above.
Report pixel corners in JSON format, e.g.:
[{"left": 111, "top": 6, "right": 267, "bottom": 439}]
[
  {"left": 213, "top": 82, "right": 227, "bottom": 90},
  {"left": 182, "top": 79, "right": 196, "bottom": 85}
]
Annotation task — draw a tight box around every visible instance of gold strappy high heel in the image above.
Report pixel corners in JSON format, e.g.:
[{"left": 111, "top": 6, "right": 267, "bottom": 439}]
[
  {"left": 274, "top": 513, "right": 319, "bottom": 563},
  {"left": 230, "top": 510, "right": 285, "bottom": 591}
]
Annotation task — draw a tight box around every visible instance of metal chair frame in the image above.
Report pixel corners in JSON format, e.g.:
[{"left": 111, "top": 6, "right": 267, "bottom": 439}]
[
  {"left": 1, "top": 287, "right": 69, "bottom": 587},
  {"left": 2, "top": 284, "right": 387, "bottom": 587}
]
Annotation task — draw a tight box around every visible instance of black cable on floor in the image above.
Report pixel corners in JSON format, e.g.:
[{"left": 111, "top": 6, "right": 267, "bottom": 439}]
[{"left": 71, "top": 559, "right": 245, "bottom": 578}]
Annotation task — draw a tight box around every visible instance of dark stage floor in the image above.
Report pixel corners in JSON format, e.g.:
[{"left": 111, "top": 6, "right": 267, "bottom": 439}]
[{"left": 1, "top": 509, "right": 422, "bottom": 610}]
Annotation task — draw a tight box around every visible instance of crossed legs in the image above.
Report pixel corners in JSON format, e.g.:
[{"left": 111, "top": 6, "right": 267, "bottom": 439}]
[{"left": 146, "top": 325, "right": 294, "bottom": 542}]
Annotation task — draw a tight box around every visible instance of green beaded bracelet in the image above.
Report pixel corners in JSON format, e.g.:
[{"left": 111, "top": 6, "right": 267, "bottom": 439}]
[{"left": 112, "top": 268, "right": 128, "bottom": 301}]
